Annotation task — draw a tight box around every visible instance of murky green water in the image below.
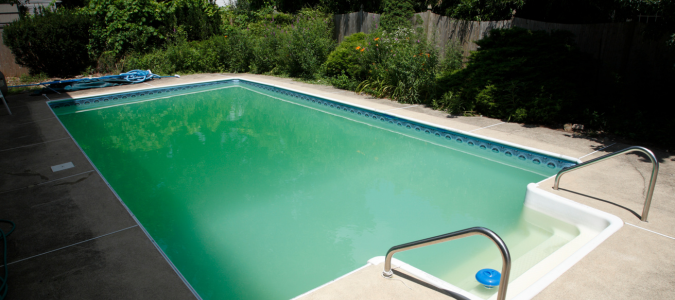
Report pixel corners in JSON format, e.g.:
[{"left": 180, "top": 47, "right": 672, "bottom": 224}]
[{"left": 56, "top": 84, "right": 575, "bottom": 299}]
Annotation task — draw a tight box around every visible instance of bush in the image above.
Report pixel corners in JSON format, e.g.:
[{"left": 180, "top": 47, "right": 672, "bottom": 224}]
[
  {"left": 355, "top": 28, "right": 440, "bottom": 104},
  {"left": 380, "top": 0, "right": 415, "bottom": 31},
  {"left": 125, "top": 30, "right": 250, "bottom": 74},
  {"left": 85, "top": 0, "right": 222, "bottom": 58},
  {"left": 276, "top": 9, "right": 336, "bottom": 79},
  {"left": 323, "top": 32, "right": 368, "bottom": 79},
  {"left": 438, "top": 0, "right": 524, "bottom": 21},
  {"left": 2, "top": 8, "right": 93, "bottom": 77},
  {"left": 435, "top": 27, "right": 596, "bottom": 122}
]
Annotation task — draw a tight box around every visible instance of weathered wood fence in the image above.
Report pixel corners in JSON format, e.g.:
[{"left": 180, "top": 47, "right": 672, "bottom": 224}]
[
  {"left": 0, "top": 4, "right": 29, "bottom": 77},
  {"left": 334, "top": 10, "right": 675, "bottom": 76},
  {"left": 334, "top": 9, "right": 675, "bottom": 96}
]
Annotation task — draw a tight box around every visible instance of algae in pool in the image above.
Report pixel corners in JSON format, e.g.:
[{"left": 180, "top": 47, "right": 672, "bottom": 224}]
[{"left": 55, "top": 84, "right": 578, "bottom": 299}]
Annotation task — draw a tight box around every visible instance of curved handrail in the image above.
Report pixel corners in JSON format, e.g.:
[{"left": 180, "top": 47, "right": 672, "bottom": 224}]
[
  {"left": 383, "top": 227, "right": 511, "bottom": 300},
  {"left": 553, "top": 146, "right": 659, "bottom": 222}
]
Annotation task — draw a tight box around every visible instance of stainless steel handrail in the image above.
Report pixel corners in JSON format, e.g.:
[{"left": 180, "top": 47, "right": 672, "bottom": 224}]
[
  {"left": 0, "top": 91, "right": 11, "bottom": 115},
  {"left": 553, "top": 146, "right": 659, "bottom": 222},
  {"left": 383, "top": 227, "right": 511, "bottom": 300}
]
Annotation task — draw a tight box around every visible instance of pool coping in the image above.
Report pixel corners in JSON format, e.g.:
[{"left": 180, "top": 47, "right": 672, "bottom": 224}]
[
  {"left": 44, "top": 90, "right": 204, "bottom": 300},
  {"left": 46, "top": 77, "right": 581, "bottom": 173},
  {"left": 43, "top": 77, "right": 618, "bottom": 300}
]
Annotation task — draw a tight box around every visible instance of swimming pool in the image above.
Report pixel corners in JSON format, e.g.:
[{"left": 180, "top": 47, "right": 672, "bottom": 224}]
[{"left": 48, "top": 79, "right": 622, "bottom": 300}]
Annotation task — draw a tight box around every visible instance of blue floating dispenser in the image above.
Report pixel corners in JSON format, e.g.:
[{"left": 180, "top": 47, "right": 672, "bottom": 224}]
[{"left": 475, "top": 268, "right": 501, "bottom": 289}]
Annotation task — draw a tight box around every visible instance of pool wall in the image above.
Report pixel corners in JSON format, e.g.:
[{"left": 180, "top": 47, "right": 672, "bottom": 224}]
[
  {"left": 347, "top": 184, "right": 623, "bottom": 300},
  {"left": 45, "top": 77, "right": 618, "bottom": 300},
  {"left": 46, "top": 77, "right": 581, "bottom": 175}
]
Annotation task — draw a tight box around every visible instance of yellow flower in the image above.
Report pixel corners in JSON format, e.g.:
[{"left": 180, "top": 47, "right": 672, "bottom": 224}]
[
  {"left": 356, "top": 46, "right": 361, "bottom": 50},
  {"left": 376, "top": 44, "right": 378, "bottom": 47},
  {"left": 374, "top": 37, "right": 380, "bottom": 41}
]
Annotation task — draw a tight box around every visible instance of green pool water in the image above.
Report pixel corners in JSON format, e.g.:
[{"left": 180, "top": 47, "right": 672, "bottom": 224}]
[{"left": 54, "top": 83, "right": 576, "bottom": 299}]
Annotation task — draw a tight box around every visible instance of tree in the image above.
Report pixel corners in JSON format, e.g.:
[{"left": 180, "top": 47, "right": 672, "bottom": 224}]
[
  {"left": 436, "top": 0, "right": 524, "bottom": 21},
  {"left": 380, "top": 0, "right": 415, "bottom": 31}
]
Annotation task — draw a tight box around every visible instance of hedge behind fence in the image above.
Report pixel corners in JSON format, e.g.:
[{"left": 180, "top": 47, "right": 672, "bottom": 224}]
[{"left": 2, "top": 9, "right": 93, "bottom": 77}]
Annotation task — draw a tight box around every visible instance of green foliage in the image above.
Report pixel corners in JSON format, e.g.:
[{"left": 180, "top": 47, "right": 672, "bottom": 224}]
[
  {"left": 2, "top": 8, "right": 93, "bottom": 76},
  {"left": 439, "top": 0, "right": 523, "bottom": 21},
  {"left": 323, "top": 32, "right": 368, "bottom": 79},
  {"left": 355, "top": 28, "right": 440, "bottom": 103},
  {"left": 125, "top": 8, "right": 333, "bottom": 79},
  {"left": 381, "top": 0, "right": 415, "bottom": 31},
  {"left": 85, "top": 0, "right": 222, "bottom": 58},
  {"left": 436, "top": 27, "right": 595, "bottom": 122},
  {"left": 327, "top": 71, "right": 360, "bottom": 90},
  {"left": 171, "top": 0, "right": 223, "bottom": 41},
  {"left": 125, "top": 30, "right": 252, "bottom": 74}
]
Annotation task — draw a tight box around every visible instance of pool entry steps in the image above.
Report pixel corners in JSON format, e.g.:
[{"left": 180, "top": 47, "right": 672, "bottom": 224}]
[
  {"left": 382, "top": 227, "right": 512, "bottom": 300},
  {"left": 553, "top": 146, "right": 659, "bottom": 222},
  {"left": 47, "top": 77, "right": 626, "bottom": 300}
]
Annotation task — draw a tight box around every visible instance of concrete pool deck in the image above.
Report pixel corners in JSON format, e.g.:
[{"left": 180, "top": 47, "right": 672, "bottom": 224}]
[{"left": 1, "top": 73, "right": 673, "bottom": 299}]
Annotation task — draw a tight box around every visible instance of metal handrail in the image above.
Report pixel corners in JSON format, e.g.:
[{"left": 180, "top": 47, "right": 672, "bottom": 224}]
[
  {"left": 553, "top": 146, "right": 659, "bottom": 222},
  {"left": 383, "top": 227, "right": 511, "bottom": 300},
  {"left": 0, "top": 92, "right": 11, "bottom": 115}
]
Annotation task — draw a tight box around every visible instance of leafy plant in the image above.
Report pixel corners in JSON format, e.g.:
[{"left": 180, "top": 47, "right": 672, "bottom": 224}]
[
  {"left": 323, "top": 32, "right": 368, "bottom": 79},
  {"left": 438, "top": 0, "right": 524, "bottom": 21},
  {"left": 355, "top": 27, "right": 440, "bottom": 104},
  {"left": 436, "top": 27, "right": 596, "bottom": 123},
  {"left": 85, "top": 0, "right": 222, "bottom": 58},
  {"left": 380, "top": 0, "right": 415, "bottom": 31},
  {"left": 2, "top": 8, "right": 93, "bottom": 76}
]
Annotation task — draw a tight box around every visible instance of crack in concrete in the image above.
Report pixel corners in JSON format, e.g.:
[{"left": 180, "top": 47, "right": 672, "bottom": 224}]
[
  {"left": 53, "top": 172, "right": 92, "bottom": 186},
  {"left": 6, "top": 170, "right": 48, "bottom": 181}
]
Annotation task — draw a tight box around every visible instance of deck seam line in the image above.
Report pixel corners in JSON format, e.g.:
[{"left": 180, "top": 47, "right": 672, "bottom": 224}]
[
  {"left": 0, "top": 225, "right": 139, "bottom": 268},
  {"left": 0, "top": 137, "right": 71, "bottom": 152},
  {"left": 385, "top": 105, "right": 420, "bottom": 111},
  {"left": 469, "top": 122, "right": 506, "bottom": 132},
  {"left": 0, "top": 170, "right": 96, "bottom": 194},
  {"left": 579, "top": 143, "right": 617, "bottom": 160},
  {"left": 624, "top": 222, "right": 675, "bottom": 240},
  {"left": 16, "top": 116, "right": 57, "bottom": 125}
]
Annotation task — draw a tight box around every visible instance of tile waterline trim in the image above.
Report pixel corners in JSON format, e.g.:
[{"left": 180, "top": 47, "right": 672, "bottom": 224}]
[{"left": 47, "top": 78, "right": 579, "bottom": 173}]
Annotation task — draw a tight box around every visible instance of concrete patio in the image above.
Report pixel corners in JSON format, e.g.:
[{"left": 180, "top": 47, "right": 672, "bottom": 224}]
[{"left": 1, "top": 73, "right": 672, "bottom": 299}]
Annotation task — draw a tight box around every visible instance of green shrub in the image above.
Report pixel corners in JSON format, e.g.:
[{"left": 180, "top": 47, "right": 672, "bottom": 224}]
[
  {"left": 170, "top": 0, "right": 223, "bottom": 41},
  {"left": 323, "top": 32, "right": 368, "bottom": 79},
  {"left": 327, "top": 71, "right": 360, "bottom": 91},
  {"left": 380, "top": 0, "right": 415, "bottom": 32},
  {"left": 2, "top": 8, "right": 93, "bottom": 77},
  {"left": 356, "top": 28, "right": 440, "bottom": 104},
  {"left": 435, "top": 27, "right": 595, "bottom": 123},
  {"left": 276, "top": 9, "right": 336, "bottom": 79},
  {"left": 125, "top": 31, "right": 249, "bottom": 74},
  {"left": 85, "top": 0, "right": 222, "bottom": 58},
  {"left": 439, "top": 0, "right": 524, "bottom": 21}
]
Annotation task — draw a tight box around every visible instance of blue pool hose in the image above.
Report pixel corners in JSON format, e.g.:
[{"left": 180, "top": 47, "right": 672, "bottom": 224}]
[
  {"left": 7, "top": 70, "right": 179, "bottom": 88},
  {"left": 0, "top": 220, "right": 15, "bottom": 300}
]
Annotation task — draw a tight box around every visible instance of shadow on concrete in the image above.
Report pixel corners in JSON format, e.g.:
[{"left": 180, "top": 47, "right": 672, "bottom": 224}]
[
  {"left": 558, "top": 188, "right": 642, "bottom": 220},
  {"left": 393, "top": 269, "right": 470, "bottom": 300}
]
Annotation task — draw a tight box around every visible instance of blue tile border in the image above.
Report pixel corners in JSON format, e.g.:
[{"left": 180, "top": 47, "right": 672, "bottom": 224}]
[
  {"left": 239, "top": 81, "right": 577, "bottom": 172},
  {"left": 48, "top": 78, "right": 577, "bottom": 172},
  {"left": 47, "top": 81, "right": 230, "bottom": 109}
]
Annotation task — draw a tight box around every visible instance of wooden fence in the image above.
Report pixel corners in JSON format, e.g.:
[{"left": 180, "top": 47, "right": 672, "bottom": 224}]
[
  {"left": 334, "top": 10, "right": 675, "bottom": 95},
  {"left": 0, "top": 4, "right": 29, "bottom": 77},
  {"left": 334, "top": 10, "right": 675, "bottom": 69}
]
